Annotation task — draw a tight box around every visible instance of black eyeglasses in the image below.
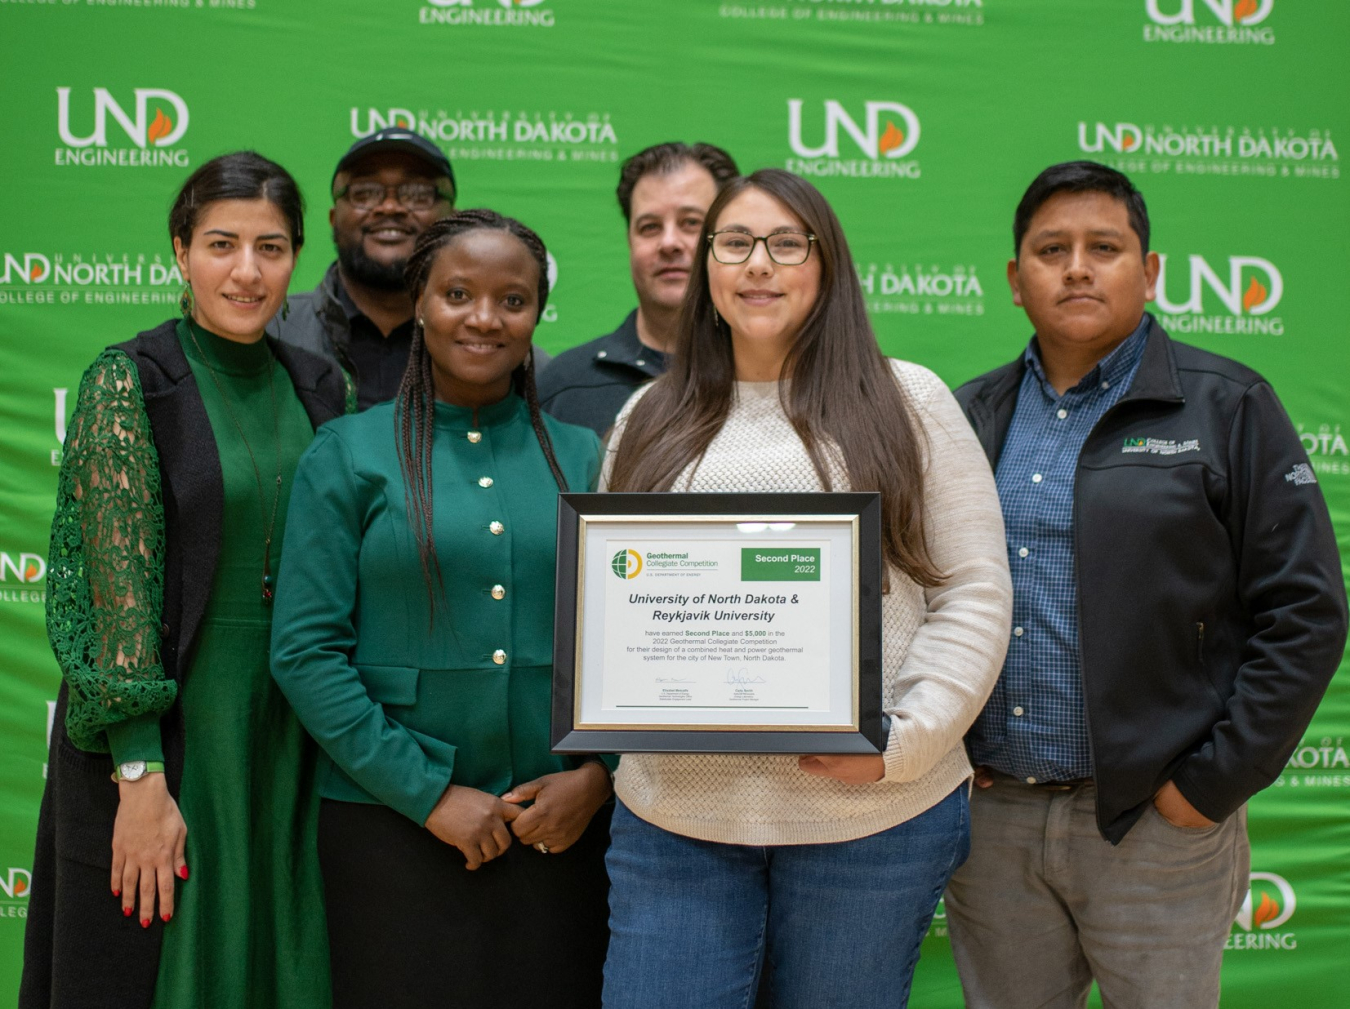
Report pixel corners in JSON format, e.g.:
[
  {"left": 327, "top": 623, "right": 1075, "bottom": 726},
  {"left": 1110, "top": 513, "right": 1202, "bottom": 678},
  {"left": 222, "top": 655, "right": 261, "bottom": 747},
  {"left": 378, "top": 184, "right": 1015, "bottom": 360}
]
[
  {"left": 335, "top": 181, "right": 454, "bottom": 212},
  {"left": 708, "top": 230, "right": 817, "bottom": 266}
]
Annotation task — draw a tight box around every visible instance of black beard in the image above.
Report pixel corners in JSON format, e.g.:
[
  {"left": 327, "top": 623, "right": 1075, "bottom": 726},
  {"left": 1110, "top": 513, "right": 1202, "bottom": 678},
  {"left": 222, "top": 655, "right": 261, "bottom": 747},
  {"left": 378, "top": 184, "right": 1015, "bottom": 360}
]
[{"left": 335, "top": 233, "right": 409, "bottom": 292}]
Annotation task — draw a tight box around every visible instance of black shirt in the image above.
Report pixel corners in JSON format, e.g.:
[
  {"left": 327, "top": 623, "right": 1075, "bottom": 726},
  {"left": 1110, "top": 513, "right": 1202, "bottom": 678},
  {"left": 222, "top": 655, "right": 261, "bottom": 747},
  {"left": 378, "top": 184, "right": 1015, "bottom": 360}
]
[
  {"left": 335, "top": 282, "right": 415, "bottom": 411},
  {"left": 536, "top": 311, "right": 667, "bottom": 437}
]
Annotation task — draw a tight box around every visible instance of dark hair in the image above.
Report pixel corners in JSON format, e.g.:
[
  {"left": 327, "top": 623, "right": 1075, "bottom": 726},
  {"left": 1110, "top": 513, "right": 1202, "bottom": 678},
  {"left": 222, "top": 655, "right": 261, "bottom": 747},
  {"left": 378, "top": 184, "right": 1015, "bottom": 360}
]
[
  {"left": 616, "top": 142, "right": 739, "bottom": 222},
  {"left": 608, "top": 169, "right": 942, "bottom": 588},
  {"left": 396, "top": 210, "right": 566, "bottom": 612},
  {"left": 168, "top": 151, "right": 305, "bottom": 250},
  {"left": 1013, "top": 160, "right": 1149, "bottom": 258}
]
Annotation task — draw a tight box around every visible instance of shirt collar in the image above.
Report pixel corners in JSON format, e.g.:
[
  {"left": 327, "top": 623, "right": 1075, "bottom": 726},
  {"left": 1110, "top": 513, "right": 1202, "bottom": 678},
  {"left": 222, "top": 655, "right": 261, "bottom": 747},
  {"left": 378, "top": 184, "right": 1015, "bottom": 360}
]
[
  {"left": 594, "top": 310, "right": 666, "bottom": 375},
  {"left": 1023, "top": 315, "right": 1149, "bottom": 399},
  {"left": 333, "top": 272, "right": 364, "bottom": 323}
]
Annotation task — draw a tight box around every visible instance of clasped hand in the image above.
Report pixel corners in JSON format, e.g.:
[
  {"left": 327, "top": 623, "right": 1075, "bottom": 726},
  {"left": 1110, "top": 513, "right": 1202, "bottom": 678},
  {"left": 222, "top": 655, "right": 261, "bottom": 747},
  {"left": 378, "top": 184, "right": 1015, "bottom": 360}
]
[{"left": 424, "top": 763, "right": 612, "bottom": 870}]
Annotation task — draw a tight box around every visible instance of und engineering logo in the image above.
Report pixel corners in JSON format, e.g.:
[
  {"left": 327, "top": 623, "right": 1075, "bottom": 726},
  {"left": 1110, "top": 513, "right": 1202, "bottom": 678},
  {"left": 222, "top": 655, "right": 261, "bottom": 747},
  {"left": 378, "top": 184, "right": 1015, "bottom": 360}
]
[
  {"left": 1227, "top": 872, "right": 1296, "bottom": 951},
  {"left": 1154, "top": 254, "right": 1283, "bottom": 335},
  {"left": 1144, "top": 0, "right": 1274, "bottom": 44},
  {"left": 787, "top": 99, "right": 921, "bottom": 179},
  {"left": 56, "top": 87, "right": 190, "bottom": 167}
]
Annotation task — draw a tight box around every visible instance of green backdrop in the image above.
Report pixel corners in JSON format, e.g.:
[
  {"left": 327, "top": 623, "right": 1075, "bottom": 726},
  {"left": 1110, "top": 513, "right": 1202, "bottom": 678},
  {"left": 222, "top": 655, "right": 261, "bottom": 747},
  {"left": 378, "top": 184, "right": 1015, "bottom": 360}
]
[{"left": 1, "top": 1, "right": 1346, "bottom": 1004}]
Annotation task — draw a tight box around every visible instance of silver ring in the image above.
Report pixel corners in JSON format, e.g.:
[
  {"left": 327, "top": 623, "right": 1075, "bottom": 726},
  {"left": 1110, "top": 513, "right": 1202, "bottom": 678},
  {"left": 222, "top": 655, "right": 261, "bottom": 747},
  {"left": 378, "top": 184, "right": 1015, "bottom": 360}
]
[{"left": 535, "top": 842, "right": 550, "bottom": 854}]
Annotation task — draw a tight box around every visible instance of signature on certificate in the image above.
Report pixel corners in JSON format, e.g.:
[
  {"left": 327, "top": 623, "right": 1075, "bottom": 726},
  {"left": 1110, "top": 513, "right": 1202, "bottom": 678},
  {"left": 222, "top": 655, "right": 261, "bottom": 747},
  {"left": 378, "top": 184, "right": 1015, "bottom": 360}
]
[{"left": 724, "top": 667, "right": 767, "bottom": 686}]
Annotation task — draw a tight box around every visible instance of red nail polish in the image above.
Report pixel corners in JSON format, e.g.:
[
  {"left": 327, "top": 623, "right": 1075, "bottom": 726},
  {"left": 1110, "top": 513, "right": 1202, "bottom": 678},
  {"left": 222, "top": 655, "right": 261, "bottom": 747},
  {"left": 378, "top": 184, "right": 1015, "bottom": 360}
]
[
  {"left": 140, "top": 918, "right": 151, "bottom": 929},
  {"left": 161, "top": 912, "right": 172, "bottom": 923},
  {"left": 123, "top": 906, "right": 133, "bottom": 917},
  {"left": 112, "top": 889, "right": 120, "bottom": 897},
  {"left": 178, "top": 865, "right": 189, "bottom": 880}
]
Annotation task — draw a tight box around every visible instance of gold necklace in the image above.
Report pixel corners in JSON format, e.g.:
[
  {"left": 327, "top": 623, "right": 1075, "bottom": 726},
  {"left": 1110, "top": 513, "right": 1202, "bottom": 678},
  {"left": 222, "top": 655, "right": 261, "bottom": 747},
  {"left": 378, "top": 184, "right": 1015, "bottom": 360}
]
[{"left": 187, "top": 322, "right": 284, "bottom": 605}]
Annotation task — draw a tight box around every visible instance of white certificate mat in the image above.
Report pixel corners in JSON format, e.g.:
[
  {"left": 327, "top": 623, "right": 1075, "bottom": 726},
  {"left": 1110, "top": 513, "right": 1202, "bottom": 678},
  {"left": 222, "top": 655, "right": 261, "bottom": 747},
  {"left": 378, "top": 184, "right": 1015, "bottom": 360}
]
[{"left": 574, "top": 518, "right": 857, "bottom": 731}]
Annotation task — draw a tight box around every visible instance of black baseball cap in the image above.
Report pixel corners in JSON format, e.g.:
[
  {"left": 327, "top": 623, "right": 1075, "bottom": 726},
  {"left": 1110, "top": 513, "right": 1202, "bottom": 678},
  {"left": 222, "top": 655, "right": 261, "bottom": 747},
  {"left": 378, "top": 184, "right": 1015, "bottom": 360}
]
[{"left": 332, "top": 128, "right": 456, "bottom": 197}]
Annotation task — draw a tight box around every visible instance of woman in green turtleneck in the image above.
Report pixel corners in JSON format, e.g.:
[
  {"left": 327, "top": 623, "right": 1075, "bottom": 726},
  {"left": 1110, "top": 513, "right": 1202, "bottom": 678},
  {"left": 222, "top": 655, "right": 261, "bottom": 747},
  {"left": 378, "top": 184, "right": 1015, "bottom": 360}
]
[{"left": 22, "top": 152, "right": 347, "bottom": 1009}]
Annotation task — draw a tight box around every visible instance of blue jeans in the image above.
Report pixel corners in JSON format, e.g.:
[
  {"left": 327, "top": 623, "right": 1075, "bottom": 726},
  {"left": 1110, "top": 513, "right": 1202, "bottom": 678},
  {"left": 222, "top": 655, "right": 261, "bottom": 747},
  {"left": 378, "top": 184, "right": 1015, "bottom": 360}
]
[{"left": 602, "top": 786, "right": 970, "bottom": 1009}]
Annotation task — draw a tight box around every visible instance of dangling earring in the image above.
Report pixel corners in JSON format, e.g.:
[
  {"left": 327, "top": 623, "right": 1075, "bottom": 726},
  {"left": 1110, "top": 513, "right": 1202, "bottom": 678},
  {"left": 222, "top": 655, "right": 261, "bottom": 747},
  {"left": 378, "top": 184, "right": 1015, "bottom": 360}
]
[
  {"left": 417, "top": 317, "right": 424, "bottom": 329},
  {"left": 281, "top": 297, "right": 291, "bottom": 321},
  {"left": 179, "top": 285, "right": 194, "bottom": 319},
  {"left": 712, "top": 305, "right": 721, "bottom": 327}
]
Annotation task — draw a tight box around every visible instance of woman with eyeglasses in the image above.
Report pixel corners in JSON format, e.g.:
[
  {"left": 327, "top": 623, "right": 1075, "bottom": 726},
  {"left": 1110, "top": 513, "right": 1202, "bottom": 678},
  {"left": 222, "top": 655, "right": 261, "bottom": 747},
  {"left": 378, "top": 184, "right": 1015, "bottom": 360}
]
[
  {"left": 599, "top": 169, "right": 1013, "bottom": 1009},
  {"left": 270, "top": 210, "right": 613, "bottom": 1009},
  {"left": 22, "top": 152, "right": 346, "bottom": 1009}
]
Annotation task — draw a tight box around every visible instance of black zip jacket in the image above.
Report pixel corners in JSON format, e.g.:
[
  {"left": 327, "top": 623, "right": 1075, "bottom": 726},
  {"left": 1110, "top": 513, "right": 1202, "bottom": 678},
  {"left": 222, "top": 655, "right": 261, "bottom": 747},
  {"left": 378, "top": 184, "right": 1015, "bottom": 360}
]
[{"left": 955, "top": 315, "right": 1347, "bottom": 843}]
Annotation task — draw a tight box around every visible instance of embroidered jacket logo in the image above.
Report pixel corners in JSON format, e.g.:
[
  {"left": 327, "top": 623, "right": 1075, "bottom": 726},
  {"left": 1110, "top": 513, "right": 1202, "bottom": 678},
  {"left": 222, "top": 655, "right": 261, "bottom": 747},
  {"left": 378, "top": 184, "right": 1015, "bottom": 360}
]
[{"left": 1121, "top": 437, "right": 1200, "bottom": 456}]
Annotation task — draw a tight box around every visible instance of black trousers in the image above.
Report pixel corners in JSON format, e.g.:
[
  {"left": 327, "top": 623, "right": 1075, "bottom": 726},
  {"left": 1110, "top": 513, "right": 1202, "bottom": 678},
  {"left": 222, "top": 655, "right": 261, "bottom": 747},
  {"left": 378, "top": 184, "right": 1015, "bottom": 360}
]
[{"left": 319, "top": 798, "right": 612, "bottom": 1009}]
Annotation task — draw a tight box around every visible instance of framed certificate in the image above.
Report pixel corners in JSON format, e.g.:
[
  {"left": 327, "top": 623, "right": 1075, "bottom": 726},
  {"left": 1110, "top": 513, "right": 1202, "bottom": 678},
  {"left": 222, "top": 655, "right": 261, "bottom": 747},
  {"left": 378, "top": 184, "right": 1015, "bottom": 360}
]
[{"left": 552, "top": 492, "right": 884, "bottom": 754}]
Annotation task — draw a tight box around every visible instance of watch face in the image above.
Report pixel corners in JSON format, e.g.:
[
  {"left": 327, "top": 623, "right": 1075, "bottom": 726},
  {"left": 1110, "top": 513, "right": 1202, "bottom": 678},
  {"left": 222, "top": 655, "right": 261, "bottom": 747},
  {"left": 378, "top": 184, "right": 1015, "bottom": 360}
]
[{"left": 120, "top": 760, "right": 147, "bottom": 781}]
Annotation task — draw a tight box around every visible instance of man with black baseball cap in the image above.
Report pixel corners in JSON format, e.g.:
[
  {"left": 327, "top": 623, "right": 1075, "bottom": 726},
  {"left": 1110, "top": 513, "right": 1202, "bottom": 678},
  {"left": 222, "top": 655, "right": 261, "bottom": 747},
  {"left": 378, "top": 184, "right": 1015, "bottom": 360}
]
[{"left": 269, "top": 128, "right": 456, "bottom": 410}]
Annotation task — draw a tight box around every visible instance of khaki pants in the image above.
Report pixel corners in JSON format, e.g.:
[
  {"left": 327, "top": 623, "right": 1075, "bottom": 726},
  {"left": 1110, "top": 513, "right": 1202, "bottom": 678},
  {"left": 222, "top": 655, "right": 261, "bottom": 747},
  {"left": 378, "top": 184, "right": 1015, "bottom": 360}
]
[{"left": 945, "top": 774, "right": 1249, "bottom": 1009}]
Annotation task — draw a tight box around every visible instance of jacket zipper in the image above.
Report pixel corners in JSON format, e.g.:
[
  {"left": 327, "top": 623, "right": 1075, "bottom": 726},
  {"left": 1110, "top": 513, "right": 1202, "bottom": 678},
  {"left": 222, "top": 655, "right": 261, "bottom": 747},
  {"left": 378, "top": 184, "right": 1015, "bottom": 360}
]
[{"left": 1197, "top": 621, "right": 1205, "bottom": 663}]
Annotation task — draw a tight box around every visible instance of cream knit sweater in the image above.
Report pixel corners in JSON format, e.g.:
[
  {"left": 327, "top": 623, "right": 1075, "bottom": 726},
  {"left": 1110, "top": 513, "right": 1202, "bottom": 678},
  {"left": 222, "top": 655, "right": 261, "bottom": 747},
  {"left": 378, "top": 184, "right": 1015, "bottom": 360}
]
[{"left": 602, "top": 359, "right": 1012, "bottom": 845}]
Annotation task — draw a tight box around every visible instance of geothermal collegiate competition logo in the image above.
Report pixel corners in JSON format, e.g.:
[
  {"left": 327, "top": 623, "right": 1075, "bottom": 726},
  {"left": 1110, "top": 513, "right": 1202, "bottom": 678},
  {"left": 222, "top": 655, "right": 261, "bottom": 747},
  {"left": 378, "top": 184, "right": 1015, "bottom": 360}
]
[
  {"left": 1227, "top": 872, "right": 1297, "bottom": 951},
  {"left": 1143, "top": 0, "right": 1274, "bottom": 44},
  {"left": 55, "top": 87, "right": 190, "bottom": 167},
  {"left": 351, "top": 106, "right": 619, "bottom": 166},
  {"left": 1153, "top": 253, "right": 1283, "bottom": 336},
  {"left": 611, "top": 550, "right": 643, "bottom": 580},
  {"left": 1076, "top": 121, "right": 1337, "bottom": 181},
  {"left": 419, "top": 0, "right": 555, "bottom": 28},
  {"left": 787, "top": 99, "right": 922, "bottom": 179}
]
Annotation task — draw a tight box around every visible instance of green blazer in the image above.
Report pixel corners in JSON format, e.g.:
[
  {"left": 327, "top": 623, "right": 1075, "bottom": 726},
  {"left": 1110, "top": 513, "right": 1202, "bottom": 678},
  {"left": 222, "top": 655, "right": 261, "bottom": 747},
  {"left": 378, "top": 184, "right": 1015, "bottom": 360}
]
[{"left": 270, "top": 394, "right": 602, "bottom": 826}]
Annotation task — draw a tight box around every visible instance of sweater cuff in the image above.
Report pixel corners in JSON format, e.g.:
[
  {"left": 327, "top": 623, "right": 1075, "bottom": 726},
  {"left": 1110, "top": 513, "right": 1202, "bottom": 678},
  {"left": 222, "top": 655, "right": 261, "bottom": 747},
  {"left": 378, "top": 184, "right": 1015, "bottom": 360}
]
[
  {"left": 880, "top": 718, "right": 909, "bottom": 783},
  {"left": 106, "top": 713, "right": 165, "bottom": 767}
]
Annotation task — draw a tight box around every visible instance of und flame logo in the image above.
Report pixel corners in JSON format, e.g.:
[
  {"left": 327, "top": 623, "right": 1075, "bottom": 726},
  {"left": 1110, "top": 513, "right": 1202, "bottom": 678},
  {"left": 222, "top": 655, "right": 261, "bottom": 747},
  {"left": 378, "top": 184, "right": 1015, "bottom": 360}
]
[
  {"left": 1146, "top": 0, "right": 1272, "bottom": 25},
  {"left": 1155, "top": 254, "right": 1281, "bottom": 316},
  {"left": 56, "top": 87, "right": 189, "bottom": 149},
  {"left": 788, "top": 100, "right": 920, "bottom": 161},
  {"left": 1234, "top": 872, "right": 1295, "bottom": 932},
  {"left": 0, "top": 868, "right": 30, "bottom": 901}
]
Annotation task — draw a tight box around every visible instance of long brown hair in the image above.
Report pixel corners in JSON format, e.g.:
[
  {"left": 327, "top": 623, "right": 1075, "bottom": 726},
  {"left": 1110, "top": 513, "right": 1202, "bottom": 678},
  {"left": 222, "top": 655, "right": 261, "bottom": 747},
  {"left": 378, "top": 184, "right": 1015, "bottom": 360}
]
[
  {"left": 608, "top": 169, "right": 942, "bottom": 587},
  {"left": 396, "top": 210, "right": 568, "bottom": 613}
]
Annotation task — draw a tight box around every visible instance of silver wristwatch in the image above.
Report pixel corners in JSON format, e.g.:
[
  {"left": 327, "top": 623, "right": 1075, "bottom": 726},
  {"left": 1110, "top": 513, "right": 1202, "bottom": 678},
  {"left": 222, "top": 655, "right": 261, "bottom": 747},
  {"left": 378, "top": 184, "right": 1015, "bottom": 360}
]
[{"left": 113, "top": 760, "right": 165, "bottom": 782}]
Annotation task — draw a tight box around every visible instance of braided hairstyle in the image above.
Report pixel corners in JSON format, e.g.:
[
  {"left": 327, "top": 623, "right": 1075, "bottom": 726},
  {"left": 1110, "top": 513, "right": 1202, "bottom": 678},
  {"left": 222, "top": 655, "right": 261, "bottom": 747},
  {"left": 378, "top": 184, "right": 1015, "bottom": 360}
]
[{"left": 396, "top": 209, "right": 567, "bottom": 614}]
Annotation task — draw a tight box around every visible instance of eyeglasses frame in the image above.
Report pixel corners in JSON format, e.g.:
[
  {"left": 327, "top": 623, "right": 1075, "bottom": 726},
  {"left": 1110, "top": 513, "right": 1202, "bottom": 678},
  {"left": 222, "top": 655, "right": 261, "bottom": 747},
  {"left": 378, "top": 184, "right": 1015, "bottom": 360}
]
[
  {"left": 707, "top": 229, "right": 818, "bottom": 266},
  {"left": 334, "top": 181, "right": 455, "bottom": 212}
]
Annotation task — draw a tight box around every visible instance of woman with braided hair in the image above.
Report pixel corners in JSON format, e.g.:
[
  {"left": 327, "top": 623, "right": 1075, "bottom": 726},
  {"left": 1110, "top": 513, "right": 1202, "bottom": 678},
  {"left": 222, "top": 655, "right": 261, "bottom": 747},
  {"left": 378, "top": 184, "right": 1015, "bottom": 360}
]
[{"left": 270, "top": 210, "right": 613, "bottom": 1009}]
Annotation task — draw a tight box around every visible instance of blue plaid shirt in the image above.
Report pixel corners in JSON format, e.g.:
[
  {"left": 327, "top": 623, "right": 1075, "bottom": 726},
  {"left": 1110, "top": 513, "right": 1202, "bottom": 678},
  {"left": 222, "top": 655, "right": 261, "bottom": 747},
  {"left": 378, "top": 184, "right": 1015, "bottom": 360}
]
[{"left": 967, "top": 318, "right": 1149, "bottom": 784}]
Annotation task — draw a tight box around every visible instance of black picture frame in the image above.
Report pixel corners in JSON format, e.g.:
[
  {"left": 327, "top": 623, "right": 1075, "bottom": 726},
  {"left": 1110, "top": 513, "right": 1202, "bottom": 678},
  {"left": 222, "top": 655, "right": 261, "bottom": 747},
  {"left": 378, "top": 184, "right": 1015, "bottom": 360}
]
[{"left": 552, "top": 491, "right": 884, "bottom": 755}]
